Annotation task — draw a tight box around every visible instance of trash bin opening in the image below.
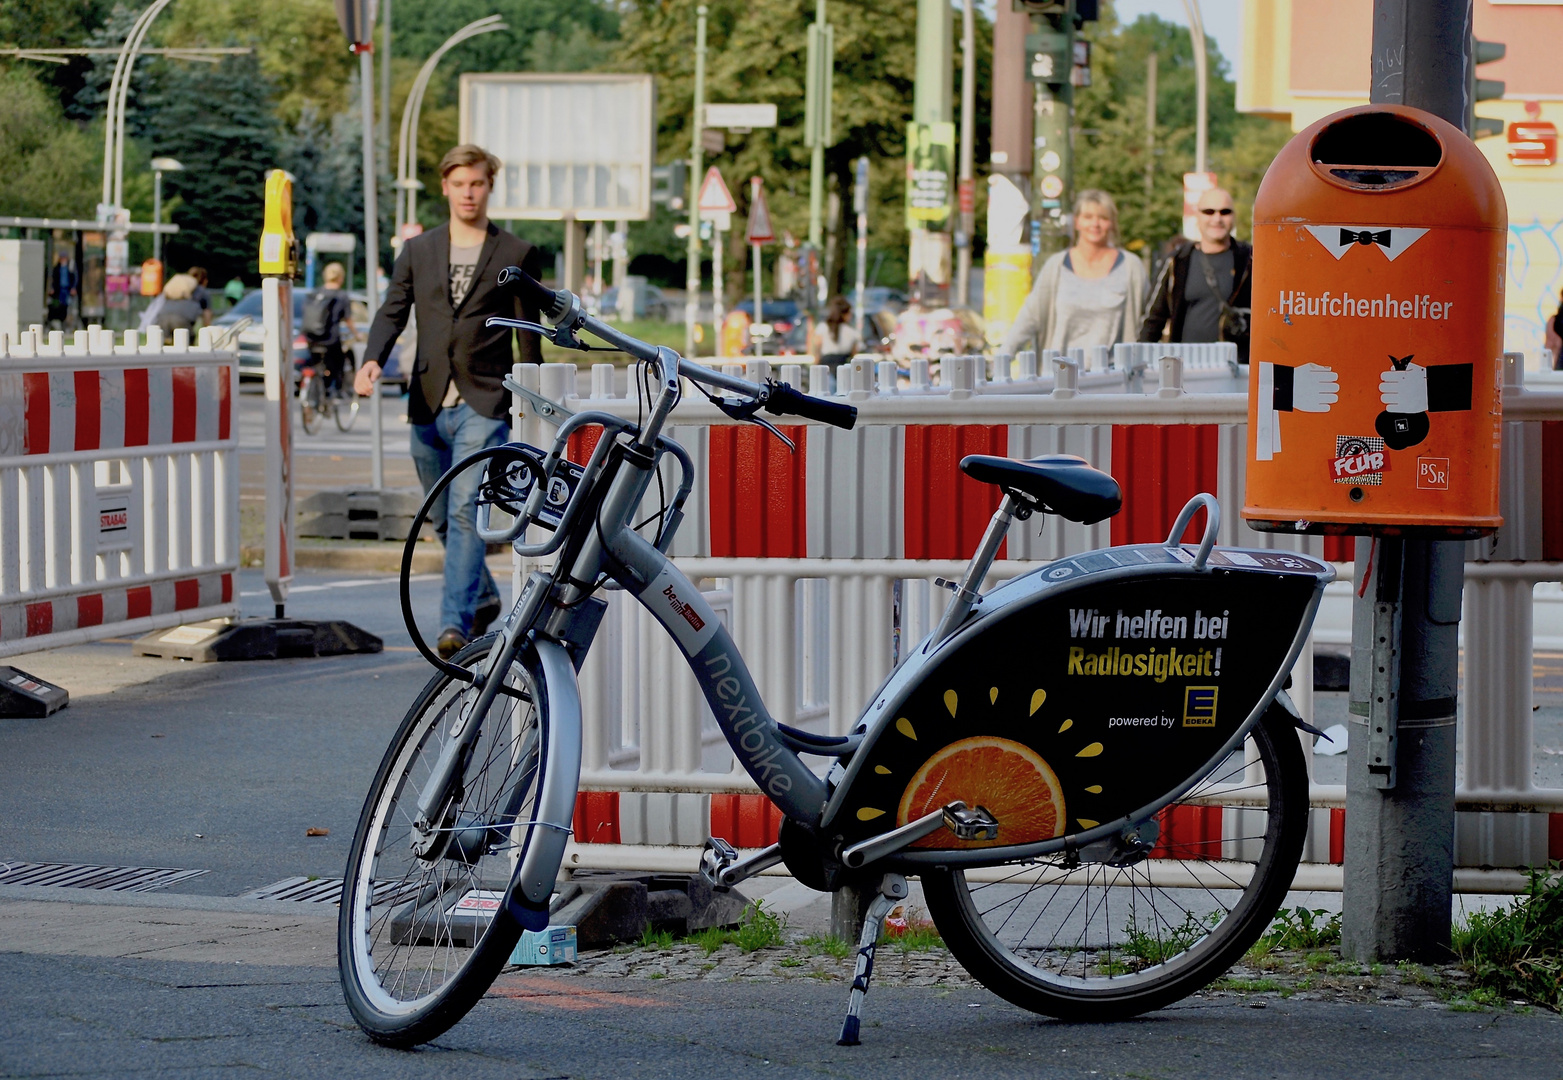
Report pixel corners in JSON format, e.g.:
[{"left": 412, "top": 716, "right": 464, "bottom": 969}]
[{"left": 1309, "top": 112, "right": 1442, "bottom": 190}]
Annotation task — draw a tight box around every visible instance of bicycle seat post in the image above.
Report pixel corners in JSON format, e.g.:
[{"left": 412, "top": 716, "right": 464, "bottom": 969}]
[{"left": 930, "top": 493, "right": 1019, "bottom": 648}]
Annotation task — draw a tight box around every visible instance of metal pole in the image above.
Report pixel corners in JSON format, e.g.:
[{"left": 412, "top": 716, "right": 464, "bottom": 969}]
[
  {"left": 1180, "top": 0, "right": 1208, "bottom": 176},
  {"left": 1145, "top": 52, "right": 1157, "bottom": 202},
  {"left": 712, "top": 225, "right": 724, "bottom": 356},
  {"left": 685, "top": 6, "right": 708, "bottom": 357},
  {"left": 807, "top": 0, "right": 828, "bottom": 250},
  {"left": 1341, "top": 0, "right": 1472, "bottom": 964},
  {"left": 955, "top": 0, "right": 975, "bottom": 310},
  {"left": 752, "top": 241, "right": 763, "bottom": 358},
  {"left": 360, "top": 46, "right": 383, "bottom": 491},
  {"left": 114, "top": 0, "right": 175, "bottom": 212},
  {"left": 152, "top": 170, "right": 163, "bottom": 264},
  {"left": 853, "top": 156, "right": 868, "bottom": 339},
  {"left": 380, "top": 0, "right": 392, "bottom": 154}
]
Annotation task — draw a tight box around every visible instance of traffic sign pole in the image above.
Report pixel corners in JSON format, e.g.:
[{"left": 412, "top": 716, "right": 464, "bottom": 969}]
[
  {"left": 685, "top": 6, "right": 708, "bottom": 358},
  {"left": 746, "top": 176, "right": 774, "bottom": 359},
  {"left": 698, "top": 167, "right": 738, "bottom": 359}
]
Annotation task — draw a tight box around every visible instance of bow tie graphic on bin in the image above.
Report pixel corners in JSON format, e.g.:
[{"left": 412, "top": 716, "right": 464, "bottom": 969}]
[{"left": 1340, "top": 228, "right": 1392, "bottom": 248}]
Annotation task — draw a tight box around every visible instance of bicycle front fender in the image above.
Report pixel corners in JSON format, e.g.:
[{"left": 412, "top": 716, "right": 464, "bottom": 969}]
[{"left": 505, "top": 638, "right": 582, "bottom": 929}]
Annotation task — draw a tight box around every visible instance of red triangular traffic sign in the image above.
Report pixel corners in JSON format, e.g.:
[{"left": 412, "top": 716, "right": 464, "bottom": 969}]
[
  {"left": 697, "top": 166, "right": 737, "bottom": 213},
  {"left": 746, "top": 177, "right": 774, "bottom": 244}
]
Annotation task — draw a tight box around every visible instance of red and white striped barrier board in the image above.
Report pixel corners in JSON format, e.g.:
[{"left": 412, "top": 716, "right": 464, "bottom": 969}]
[{"left": 0, "top": 326, "right": 240, "bottom": 656}]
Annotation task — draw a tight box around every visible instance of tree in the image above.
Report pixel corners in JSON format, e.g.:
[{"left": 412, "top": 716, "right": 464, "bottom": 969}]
[
  {"left": 140, "top": 52, "right": 281, "bottom": 283},
  {"left": 0, "top": 68, "right": 101, "bottom": 217}
]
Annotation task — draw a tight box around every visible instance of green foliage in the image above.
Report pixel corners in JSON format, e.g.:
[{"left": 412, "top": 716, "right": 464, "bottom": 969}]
[
  {"left": 733, "top": 899, "right": 785, "bottom": 952},
  {"left": 801, "top": 933, "right": 851, "bottom": 960},
  {"left": 885, "top": 906, "right": 945, "bottom": 953},
  {"left": 639, "top": 925, "right": 675, "bottom": 949},
  {"left": 0, "top": 68, "right": 102, "bottom": 218},
  {"left": 1258, "top": 907, "right": 1343, "bottom": 953},
  {"left": 689, "top": 924, "right": 730, "bottom": 955},
  {"left": 1452, "top": 865, "right": 1563, "bottom": 1010},
  {"left": 1117, "top": 909, "right": 1219, "bottom": 969},
  {"left": 1074, "top": 7, "right": 1294, "bottom": 255}
]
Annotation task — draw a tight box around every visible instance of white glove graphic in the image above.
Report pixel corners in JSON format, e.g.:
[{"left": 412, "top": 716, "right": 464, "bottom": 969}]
[
  {"left": 1379, "top": 362, "right": 1428, "bottom": 413},
  {"left": 1291, "top": 363, "right": 1339, "bottom": 413}
]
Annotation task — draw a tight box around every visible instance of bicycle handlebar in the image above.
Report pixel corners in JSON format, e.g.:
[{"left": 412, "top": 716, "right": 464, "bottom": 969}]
[{"left": 496, "top": 262, "right": 857, "bottom": 431}]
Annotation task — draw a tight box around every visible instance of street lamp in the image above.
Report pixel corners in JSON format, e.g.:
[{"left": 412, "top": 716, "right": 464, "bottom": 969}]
[
  {"left": 150, "top": 157, "right": 184, "bottom": 264},
  {"left": 100, "top": 0, "right": 176, "bottom": 222},
  {"left": 394, "top": 15, "right": 507, "bottom": 242},
  {"left": 1179, "top": 0, "right": 1208, "bottom": 176}
]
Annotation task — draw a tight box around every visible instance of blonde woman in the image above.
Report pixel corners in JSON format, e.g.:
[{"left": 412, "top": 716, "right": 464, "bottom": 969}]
[{"left": 1000, "top": 190, "right": 1148, "bottom": 357}]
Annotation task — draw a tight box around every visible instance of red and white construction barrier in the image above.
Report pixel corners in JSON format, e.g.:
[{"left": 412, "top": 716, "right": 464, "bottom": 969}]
[{"left": 0, "top": 326, "right": 240, "bottom": 655}]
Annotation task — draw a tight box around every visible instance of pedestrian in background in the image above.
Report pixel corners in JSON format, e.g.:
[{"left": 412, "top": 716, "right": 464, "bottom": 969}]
[
  {"left": 186, "top": 266, "right": 214, "bottom": 327},
  {"left": 357, "top": 143, "right": 546, "bottom": 659},
  {"left": 1545, "top": 287, "right": 1563, "bottom": 370},
  {"left": 48, "top": 252, "right": 75, "bottom": 329},
  {"left": 1139, "top": 187, "right": 1252, "bottom": 362},
  {"left": 154, "top": 273, "right": 203, "bottom": 336},
  {"left": 302, "top": 262, "right": 355, "bottom": 395},
  {"left": 810, "top": 295, "right": 862, "bottom": 369},
  {"left": 223, "top": 276, "right": 246, "bottom": 309},
  {"left": 1001, "top": 189, "right": 1148, "bottom": 357}
]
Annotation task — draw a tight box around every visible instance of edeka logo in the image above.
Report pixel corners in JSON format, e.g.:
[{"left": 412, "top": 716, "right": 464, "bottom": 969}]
[
  {"left": 704, "top": 650, "right": 794, "bottom": 799},
  {"left": 637, "top": 564, "right": 718, "bottom": 655},
  {"left": 1183, "top": 686, "right": 1218, "bottom": 728}
]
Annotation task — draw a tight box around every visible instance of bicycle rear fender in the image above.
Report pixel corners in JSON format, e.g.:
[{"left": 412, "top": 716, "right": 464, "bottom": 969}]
[
  {"left": 820, "top": 543, "right": 1333, "bottom": 866},
  {"left": 504, "top": 639, "right": 582, "bottom": 929}
]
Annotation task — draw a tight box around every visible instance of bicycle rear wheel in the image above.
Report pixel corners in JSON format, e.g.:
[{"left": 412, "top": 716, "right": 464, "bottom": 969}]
[
  {"left": 922, "top": 705, "right": 1308, "bottom": 1021},
  {"left": 299, "top": 371, "right": 324, "bottom": 434},
  {"left": 335, "top": 359, "right": 359, "bottom": 432},
  {"left": 339, "top": 635, "right": 547, "bottom": 1046}
]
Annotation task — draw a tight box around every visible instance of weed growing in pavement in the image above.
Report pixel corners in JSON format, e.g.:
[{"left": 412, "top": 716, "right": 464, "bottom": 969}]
[
  {"left": 1257, "top": 907, "right": 1342, "bottom": 952},
  {"left": 801, "top": 934, "right": 852, "bottom": 960},
  {"left": 734, "top": 900, "right": 785, "bottom": 952},
  {"left": 639, "top": 926, "right": 674, "bottom": 949},
  {"left": 885, "top": 906, "right": 945, "bottom": 953},
  {"left": 1452, "top": 863, "right": 1563, "bottom": 1010},
  {"left": 689, "top": 925, "right": 730, "bottom": 955},
  {"left": 1120, "top": 910, "right": 1219, "bottom": 968},
  {"left": 1212, "top": 976, "right": 1288, "bottom": 994},
  {"left": 778, "top": 956, "right": 803, "bottom": 968}
]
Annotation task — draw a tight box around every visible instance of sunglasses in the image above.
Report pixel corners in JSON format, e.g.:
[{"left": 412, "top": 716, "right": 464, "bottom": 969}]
[{"left": 1200, "top": 208, "right": 1235, "bottom": 216}]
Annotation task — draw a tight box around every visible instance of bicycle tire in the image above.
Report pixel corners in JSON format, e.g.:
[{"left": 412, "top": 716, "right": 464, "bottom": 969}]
[
  {"left": 299, "top": 372, "right": 324, "bottom": 435},
  {"left": 339, "top": 634, "right": 548, "bottom": 1047},
  {"left": 922, "top": 704, "right": 1308, "bottom": 1021},
  {"left": 335, "top": 359, "right": 359, "bottom": 432}
]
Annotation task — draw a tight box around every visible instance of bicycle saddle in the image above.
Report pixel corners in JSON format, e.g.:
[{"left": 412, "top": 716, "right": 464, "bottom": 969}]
[{"left": 959, "top": 454, "right": 1123, "bottom": 524}]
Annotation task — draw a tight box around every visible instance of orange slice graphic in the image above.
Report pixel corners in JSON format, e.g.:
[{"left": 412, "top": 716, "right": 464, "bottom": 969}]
[{"left": 896, "top": 736, "right": 1066, "bottom": 849}]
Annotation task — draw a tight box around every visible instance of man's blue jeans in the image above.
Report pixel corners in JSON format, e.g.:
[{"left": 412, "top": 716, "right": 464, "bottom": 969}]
[{"left": 409, "top": 404, "right": 508, "bottom": 636}]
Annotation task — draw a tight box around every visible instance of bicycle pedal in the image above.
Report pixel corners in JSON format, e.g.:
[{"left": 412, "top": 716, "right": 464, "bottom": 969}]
[
  {"left": 700, "top": 837, "right": 738, "bottom": 887},
  {"left": 943, "top": 803, "right": 999, "bottom": 842}
]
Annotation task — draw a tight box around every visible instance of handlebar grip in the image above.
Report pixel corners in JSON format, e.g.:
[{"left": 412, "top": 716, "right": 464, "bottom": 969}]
[
  {"left": 764, "top": 382, "right": 858, "bottom": 430},
  {"left": 497, "top": 264, "right": 567, "bottom": 320}
]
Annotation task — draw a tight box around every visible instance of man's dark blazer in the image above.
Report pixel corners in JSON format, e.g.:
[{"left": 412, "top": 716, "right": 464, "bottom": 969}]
[
  {"left": 1138, "top": 237, "right": 1253, "bottom": 363},
  {"left": 365, "top": 221, "right": 545, "bottom": 425}
]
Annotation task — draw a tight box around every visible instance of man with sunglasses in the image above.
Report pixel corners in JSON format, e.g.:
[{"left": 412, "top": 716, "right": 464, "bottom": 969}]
[{"left": 1139, "top": 188, "right": 1252, "bottom": 362}]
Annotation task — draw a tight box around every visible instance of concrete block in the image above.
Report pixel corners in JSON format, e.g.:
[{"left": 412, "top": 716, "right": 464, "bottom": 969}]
[{"left": 0, "top": 240, "right": 45, "bottom": 342}]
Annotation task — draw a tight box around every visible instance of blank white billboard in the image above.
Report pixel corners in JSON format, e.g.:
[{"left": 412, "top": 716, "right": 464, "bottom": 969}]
[{"left": 460, "top": 73, "right": 656, "bottom": 221}]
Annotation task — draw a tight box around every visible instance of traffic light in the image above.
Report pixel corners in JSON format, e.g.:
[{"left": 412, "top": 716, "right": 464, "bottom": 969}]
[
  {"left": 1469, "top": 38, "right": 1505, "bottom": 139},
  {"left": 651, "top": 161, "right": 688, "bottom": 211}
]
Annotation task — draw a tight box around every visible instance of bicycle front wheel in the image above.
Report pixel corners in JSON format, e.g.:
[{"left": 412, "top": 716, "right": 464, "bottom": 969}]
[
  {"left": 299, "top": 371, "right": 324, "bottom": 434},
  {"left": 922, "top": 705, "right": 1308, "bottom": 1021},
  {"left": 339, "top": 635, "right": 548, "bottom": 1046},
  {"left": 335, "top": 359, "right": 359, "bottom": 432}
]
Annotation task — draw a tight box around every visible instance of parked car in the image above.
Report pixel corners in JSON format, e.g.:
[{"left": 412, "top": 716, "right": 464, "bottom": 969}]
[
  {"left": 217, "top": 288, "right": 406, "bottom": 387},
  {"left": 888, "top": 305, "right": 987, "bottom": 360},
  {"left": 598, "top": 283, "right": 671, "bottom": 321},
  {"left": 859, "top": 286, "right": 908, "bottom": 317}
]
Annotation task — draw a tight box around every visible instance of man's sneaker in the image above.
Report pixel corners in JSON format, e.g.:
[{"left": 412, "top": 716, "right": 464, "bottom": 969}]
[
  {"left": 472, "top": 599, "right": 502, "bottom": 638},
  {"left": 436, "top": 628, "right": 468, "bottom": 659}
]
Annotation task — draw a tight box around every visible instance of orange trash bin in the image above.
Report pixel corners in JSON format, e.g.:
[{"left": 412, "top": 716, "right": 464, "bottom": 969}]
[{"left": 1243, "top": 104, "right": 1506, "bottom": 538}]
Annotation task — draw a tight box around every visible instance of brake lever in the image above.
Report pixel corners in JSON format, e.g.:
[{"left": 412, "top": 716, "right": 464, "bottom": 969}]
[
  {"left": 485, "top": 316, "right": 590, "bottom": 352},
  {"left": 711, "top": 394, "right": 796, "bottom": 452},
  {"left": 502, "top": 376, "right": 575, "bottom": 426}
]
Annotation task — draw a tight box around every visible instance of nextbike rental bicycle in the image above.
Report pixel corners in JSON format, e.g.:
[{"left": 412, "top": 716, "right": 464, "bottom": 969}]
[{"left": 338, "top": 264, "right": 1334, "bottom": 1048}]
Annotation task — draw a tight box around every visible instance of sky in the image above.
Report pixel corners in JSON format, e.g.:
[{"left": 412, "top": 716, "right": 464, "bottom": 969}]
[{"left": 1111, "top": 0, "right": 1243, "bottom": 74}]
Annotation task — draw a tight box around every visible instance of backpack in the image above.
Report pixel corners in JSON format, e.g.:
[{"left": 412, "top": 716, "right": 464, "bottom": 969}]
[{"left": 302, "top": 292, "right": 336, "bottom": 344}]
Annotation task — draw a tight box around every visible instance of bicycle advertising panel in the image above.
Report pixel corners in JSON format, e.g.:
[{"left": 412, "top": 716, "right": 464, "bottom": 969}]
[{"left": 828, "top": 546, "right": 1329, "bottom": 858}]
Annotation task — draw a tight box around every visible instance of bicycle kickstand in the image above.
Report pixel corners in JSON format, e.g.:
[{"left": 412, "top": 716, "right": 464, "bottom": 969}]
[{"left": 837, "top": 872, "right": 909, "bottom": 1046}]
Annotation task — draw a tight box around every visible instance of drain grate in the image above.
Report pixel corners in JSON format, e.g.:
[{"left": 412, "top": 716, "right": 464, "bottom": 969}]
[
  {"left": 0, "top": 861, "right": 208, "bottom": 892},
  {"left": 240, "top": 876, "right": 425, "bottom": 906}
]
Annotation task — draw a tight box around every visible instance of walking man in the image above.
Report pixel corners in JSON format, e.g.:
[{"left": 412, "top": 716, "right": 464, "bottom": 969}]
[
  {"left": 1138, "top": 187, "right": 1252, "bottom": 362},
  {"left": 357, "top": 143, "right": 546, "bottom": 658}
]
